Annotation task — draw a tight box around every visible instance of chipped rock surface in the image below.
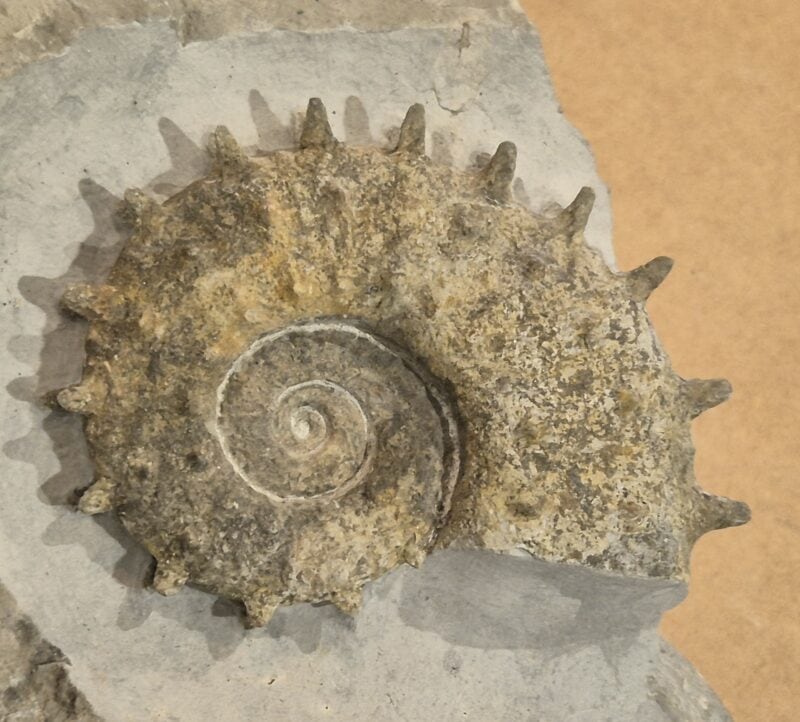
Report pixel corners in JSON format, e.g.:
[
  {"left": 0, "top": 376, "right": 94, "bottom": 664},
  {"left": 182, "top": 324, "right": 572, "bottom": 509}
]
[
  {"left": 0, "top": 1, "right": 743, "bottom": 719},
  {"left": 0, "top": 0, "right": 528, "bottom": 80},
  {"left": 0, "top": 583, "right": 100, "bottom": 721}
]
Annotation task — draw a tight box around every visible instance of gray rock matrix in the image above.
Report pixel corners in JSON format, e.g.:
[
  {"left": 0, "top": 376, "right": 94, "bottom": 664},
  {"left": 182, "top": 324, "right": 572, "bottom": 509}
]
[{"left": 0, "top": 584, "right": 100, "bottom": 721}]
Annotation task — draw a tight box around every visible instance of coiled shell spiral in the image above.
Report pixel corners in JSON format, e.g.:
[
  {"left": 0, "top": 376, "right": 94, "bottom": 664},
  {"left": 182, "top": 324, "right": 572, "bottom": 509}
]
[
  {"left": 216, "top": 320, "right": 458, "bottom": 506},
  {"left": 57, "top": 99, "right": 749, "bottom": 625}
]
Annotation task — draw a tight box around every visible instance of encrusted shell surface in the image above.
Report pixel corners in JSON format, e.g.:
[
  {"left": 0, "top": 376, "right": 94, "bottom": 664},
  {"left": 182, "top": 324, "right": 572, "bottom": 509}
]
[{"left": 59, "top": 99, "right": 749, "bottom": 624}]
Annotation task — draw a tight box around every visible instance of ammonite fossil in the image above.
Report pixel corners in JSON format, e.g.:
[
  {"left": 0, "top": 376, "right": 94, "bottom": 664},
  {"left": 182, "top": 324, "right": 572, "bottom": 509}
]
[{"left": 56, "top": 98, "right": 749, "bottom": 625}]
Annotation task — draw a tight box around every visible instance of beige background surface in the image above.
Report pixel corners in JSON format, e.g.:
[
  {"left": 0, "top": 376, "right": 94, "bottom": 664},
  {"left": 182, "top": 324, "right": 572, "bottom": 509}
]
[{"left": 521, "top": 2, "right": 799, "bottom": 719}]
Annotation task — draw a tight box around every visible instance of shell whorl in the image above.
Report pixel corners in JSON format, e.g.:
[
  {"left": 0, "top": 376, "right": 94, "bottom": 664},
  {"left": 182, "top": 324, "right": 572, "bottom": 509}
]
[
  {"left": 215, "top": 319, "right": 459, "bottom": 508},
  {"left": 54, "top": 98, "right": 749, "bottom": 625}
]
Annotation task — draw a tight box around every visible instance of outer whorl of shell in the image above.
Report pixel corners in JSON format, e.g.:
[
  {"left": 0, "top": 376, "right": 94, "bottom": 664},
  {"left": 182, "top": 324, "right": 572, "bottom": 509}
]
[{"left": 59, "top": 98, "right": 748, "bottom": 625}]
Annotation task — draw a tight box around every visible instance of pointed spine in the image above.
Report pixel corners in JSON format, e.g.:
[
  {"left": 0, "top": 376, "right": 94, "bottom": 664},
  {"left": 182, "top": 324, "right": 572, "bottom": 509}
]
[
  {"left": 683, "top": 378, "right": 732, "bottom": 418},
  {"left": 299, "top": 98, "right": 336, "bottom": 150},
  {"left": 395, "top": 103, "right": 426, "bottom": 155},
  {"left": 626, "top": 256, "right": 674, "bottom": 302},
  {"left": 119, "top": 188, "right": 162, "bottom": 228},
  {"left": 208, "top": 125, "right": 250, "bottom": 174},
  {"left": 560, "top": 186, "right": 595, "bottom": 235},
  {"left": 60, "top": 283, "right": 125, "bottom": 322},
  {"left": 78, "top": 476, "right": 115, "bottom": 515},
  {"left": 243, "top": 590, "right": 281, "bottom": 628},
  {"left": 482, "top": 141, "right": 517, "bottom": 203},
  {"left": 152, "top": 559, "right": 189, "bottom": 596},
  {"left": 56, "top": 375, "right": 107, "bottom": 415},
  {"left": 331, "top": 587, "right": 363, "bottom": 616},
  {"left": 696, "top": 490, "right": 751, "bottom": 533}
]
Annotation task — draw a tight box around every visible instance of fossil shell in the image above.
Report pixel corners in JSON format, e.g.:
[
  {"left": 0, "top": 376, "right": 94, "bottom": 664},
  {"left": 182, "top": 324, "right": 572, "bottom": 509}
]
[
  {"left": 58, "top": 99, "right": 749, "bottom": 625},
  {"left": 215, "top": 319, "right": 458, "bottom": 506}
]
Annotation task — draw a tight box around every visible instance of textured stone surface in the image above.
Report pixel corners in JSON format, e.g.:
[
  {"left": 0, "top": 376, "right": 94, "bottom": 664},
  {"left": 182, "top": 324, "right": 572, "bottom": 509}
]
[
  {"left": 0, "top": 583, "right": 100, "bottom": 721},
  {"left": 0, "top": 551, "right": 732, "bottom": 721},
  {"left": 0, "top": 0, "right": 527, "bottom": 80},
  {"left": 0, "top": 1, "right": 743, "bottom": 718}
]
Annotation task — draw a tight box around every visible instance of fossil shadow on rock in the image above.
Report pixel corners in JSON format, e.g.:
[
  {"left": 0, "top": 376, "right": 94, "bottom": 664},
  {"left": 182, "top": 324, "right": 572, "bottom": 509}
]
[
  {"left": 398, "top": 549, "right": 686, "bottom": 659},
  {"left": 150, "top": 117, "right": 210, "bottom": 196},
  {"left": 249, "top": 90, "right": 408, "bottom": 153},
  {"left": 5, "top": 177, "right": 127, "bottom": 510},
  {"left": 249, "top": 89, "right": 295, "bottom": 151},
  {"left": 265, "top": 601, "right": 357, "bottom": 655},
  {"left": 430, "top": 128, "right": 455, "bottom": 167},
  {"left": 2, "top": 117, "right": 256, "bottom": 660},
  {"left": 343, "top": 95, "right": 373, "bottom": 145}
]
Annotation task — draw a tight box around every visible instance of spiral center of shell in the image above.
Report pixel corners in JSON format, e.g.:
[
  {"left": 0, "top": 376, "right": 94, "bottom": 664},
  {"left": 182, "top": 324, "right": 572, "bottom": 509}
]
[
  {"left": 214, "top": 319, "right": 458, "bottom": 505},
  {"left": 289, "top": 405, "right": 322, "bottom": 445},
  {"left": 273, "top": 381, "right": 367, "bottom": 459}
]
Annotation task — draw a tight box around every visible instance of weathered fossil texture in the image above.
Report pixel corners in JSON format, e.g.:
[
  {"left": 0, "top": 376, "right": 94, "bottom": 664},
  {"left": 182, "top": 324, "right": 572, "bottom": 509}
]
[{"left": 57, "top": 99, "right": 749, "bottom": 625}]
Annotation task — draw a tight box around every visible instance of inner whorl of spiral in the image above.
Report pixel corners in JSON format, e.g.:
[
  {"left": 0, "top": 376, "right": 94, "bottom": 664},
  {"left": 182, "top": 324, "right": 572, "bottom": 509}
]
[{"left": 215, "top": 319, "right": 460, "bottom": 505}]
